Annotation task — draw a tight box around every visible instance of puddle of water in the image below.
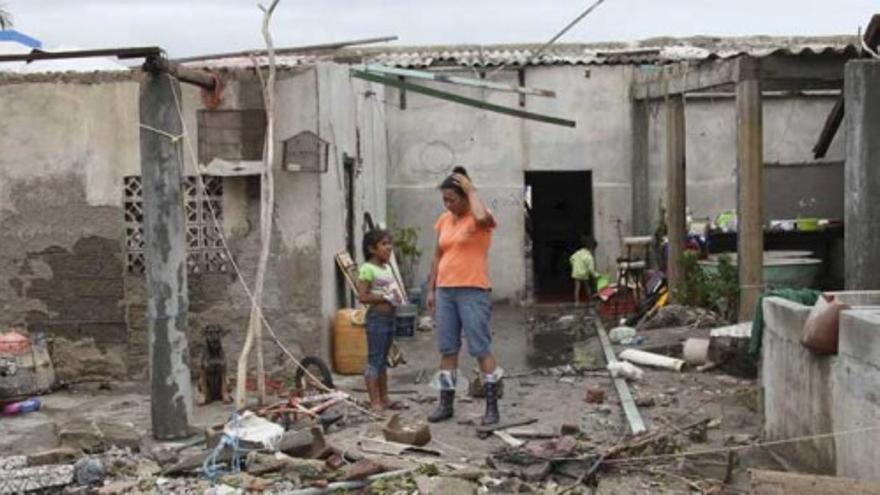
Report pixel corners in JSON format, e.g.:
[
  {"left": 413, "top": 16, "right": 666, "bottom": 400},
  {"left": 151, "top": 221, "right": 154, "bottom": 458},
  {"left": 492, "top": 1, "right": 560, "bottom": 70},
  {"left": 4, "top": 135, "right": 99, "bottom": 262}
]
[{"left": 525, "top": 310, "right": 605, "bottom": 369}]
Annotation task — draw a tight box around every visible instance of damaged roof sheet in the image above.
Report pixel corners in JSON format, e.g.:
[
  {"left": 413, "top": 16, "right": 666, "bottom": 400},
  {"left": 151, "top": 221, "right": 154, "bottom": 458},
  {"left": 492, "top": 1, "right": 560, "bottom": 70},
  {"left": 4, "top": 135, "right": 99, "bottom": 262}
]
[{"left": 185, "top": 35, "right": 860, "bottom": 70}]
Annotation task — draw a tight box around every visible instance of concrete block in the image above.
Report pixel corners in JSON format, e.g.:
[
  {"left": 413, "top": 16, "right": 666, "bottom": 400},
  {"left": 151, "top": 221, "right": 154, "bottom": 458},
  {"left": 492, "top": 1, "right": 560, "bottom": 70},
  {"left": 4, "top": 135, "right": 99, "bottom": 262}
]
[
  {"left": 838, "top": 310, "right": 880, "bottom": 362},
  {"left": 829, "top": 290, "right": 880, "bottom": 307},
  {"left": 761, "top": 297, "right": 836, "bottom": 473},
  {"left": 762, "top": 297, "right": 811, "bottom": 343},
  {"left": 833, "top": 310, "right": 880, "bottom": 480}
]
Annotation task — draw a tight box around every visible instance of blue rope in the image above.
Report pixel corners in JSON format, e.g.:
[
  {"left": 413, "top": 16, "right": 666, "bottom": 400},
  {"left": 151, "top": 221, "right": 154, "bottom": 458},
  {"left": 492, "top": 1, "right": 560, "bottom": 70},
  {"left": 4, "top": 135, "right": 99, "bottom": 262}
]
[{"left": 202, "top": 412, "right": 245, "bottom": 480}]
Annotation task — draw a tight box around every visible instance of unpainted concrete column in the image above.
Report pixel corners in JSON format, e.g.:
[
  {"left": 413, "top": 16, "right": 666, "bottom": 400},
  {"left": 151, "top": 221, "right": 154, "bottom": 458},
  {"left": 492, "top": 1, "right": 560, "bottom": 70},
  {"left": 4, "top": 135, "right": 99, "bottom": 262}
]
[
  {"left": 736, "top": 57, "right": 764, "bottom": 322},
  {"left": 139, "top": 73, "right": 193, "bottom": 439},
  {"left": 666, "top": 95, "right": 686, "bottom": 297},
  {"left": 845, "top": 60, "right": 880, "bottom": 290},
  {"left": 631, "top": 100, "right": 650, "bottom": 235}
]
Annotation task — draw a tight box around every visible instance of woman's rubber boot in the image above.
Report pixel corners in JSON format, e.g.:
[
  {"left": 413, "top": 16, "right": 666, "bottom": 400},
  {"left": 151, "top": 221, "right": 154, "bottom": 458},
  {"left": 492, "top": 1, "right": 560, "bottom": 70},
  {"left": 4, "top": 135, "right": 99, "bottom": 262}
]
[
  {"left": 481, "top": 382, "right": 500, "bottom": 426},
  {"left": 427, "top": 390, "right": 455, "bottom": 423}
]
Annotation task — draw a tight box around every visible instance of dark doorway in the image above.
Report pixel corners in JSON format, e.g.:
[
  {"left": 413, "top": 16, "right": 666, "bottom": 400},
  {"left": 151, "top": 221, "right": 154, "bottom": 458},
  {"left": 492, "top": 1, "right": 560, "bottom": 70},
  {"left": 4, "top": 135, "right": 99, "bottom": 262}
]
[
  {"left": 338, "top": 154, "right": 357, "bottom": 307},
  {"left": 525, "top": 171, "right": 593, "bottom": 301}
]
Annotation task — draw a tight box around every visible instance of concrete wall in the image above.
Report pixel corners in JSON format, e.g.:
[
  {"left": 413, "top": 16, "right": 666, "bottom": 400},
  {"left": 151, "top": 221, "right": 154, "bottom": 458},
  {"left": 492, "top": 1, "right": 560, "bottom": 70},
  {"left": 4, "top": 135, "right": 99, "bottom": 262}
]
[
  {"left": 317, "top": 64, "right": 388, "bottom": 358},
  {"left": 834, "top": 309, "right": 880, "bottom": 479},
  {"left": 0, "top": 64, "right": 386, "bottom": 376},
  {"left": 761, "top": 292, "right": 880, "bottom": 477},
  {"left": 385, "top": 65, "right": 634, "bottom": 300},
  {"left": 646, "top": 95, "right": 845, "bottom": 228},
  {"left": 761, "top": 296, "right": 836, "bottom": 473},
  {"left": 385, "top": 64, "right": 843, "bottom": 300},
  {"left": 0, "top": 77, "right": 142, "bottom": 367}
]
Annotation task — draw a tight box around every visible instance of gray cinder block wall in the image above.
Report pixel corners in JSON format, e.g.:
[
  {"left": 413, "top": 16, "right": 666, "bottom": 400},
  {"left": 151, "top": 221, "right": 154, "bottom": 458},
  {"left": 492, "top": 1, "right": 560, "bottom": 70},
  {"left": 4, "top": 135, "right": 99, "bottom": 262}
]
[{"left": 761, "top": 292, "right": 880, "bottom": 478}]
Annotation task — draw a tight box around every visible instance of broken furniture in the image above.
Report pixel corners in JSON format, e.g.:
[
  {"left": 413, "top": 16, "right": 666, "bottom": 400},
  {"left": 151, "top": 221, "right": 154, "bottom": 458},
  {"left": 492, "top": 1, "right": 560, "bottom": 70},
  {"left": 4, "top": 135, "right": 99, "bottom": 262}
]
[{"left": 616, "top": 236, "right": 651, "bottom": 304}]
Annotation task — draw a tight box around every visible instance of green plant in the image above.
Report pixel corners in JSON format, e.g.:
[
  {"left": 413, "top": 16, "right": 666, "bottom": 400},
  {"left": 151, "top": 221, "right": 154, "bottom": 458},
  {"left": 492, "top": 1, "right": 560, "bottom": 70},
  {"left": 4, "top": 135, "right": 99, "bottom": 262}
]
[
  {"left": 674, "top": 251, "right": 738, "bottom": 322},
  {"left": 392, "top": 226, "right": 422, "bottom": 289}
]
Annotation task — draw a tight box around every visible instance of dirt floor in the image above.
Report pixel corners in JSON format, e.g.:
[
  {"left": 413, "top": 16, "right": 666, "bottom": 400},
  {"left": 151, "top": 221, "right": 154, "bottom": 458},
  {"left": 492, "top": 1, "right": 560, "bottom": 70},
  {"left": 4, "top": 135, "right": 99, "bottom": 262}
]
[{"left": 0, "top": 304, "right": 784, "bottom": 494}]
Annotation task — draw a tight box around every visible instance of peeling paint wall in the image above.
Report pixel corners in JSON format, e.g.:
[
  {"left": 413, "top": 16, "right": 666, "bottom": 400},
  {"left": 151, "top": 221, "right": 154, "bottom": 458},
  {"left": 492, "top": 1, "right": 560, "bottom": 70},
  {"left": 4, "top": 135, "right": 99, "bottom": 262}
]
[
  {"left": 0, "top": 81, "right": 139, "bottom": 366},
  {"left": 0, "top": 64, "right": 387, "bottom": 376}
]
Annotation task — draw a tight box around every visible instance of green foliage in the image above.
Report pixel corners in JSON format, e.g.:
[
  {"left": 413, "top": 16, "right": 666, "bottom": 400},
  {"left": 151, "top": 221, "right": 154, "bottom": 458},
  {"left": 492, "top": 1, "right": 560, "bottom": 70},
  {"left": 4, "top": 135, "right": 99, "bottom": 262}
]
[
  {"left": 392, "top": 226, "right": 422, "bottom": 289},
  {"left": 675, "top": 251, "right": 738, "bottom": 322}
]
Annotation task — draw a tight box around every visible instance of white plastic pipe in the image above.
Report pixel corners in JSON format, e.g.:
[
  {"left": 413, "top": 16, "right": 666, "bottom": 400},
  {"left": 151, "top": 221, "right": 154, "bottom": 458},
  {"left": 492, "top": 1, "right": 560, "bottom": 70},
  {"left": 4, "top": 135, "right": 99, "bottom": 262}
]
[
  {"left": 619, "top": 349, "right": 686, "bottom": 372},
  {"left": 682, "top": 338, "right": 711, "bottom": 365}
]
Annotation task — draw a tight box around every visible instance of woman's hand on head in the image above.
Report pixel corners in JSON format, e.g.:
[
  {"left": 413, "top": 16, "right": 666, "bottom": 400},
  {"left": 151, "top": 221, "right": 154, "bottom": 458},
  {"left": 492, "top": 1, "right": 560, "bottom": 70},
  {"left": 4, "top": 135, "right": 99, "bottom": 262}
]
[{"left": 452, "top": 174, "right": 475, "bottom": 194}]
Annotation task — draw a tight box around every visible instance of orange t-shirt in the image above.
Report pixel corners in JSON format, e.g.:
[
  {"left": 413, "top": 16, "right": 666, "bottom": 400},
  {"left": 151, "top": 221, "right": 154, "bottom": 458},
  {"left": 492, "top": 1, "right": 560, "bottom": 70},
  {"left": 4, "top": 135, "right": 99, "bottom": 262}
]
[{"left": 434, "top": 211, "right": 495, "bottom": 289}]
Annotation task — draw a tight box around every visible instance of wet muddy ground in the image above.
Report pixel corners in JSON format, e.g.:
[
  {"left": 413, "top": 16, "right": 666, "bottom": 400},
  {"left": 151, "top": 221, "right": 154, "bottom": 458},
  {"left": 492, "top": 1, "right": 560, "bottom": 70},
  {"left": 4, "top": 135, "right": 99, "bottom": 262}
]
[
  {"left": 327, "top": 304, "right": 779, "bottom": 493},
  {"left": 1, "top": 304, "right": 780, "bottom": 493}
]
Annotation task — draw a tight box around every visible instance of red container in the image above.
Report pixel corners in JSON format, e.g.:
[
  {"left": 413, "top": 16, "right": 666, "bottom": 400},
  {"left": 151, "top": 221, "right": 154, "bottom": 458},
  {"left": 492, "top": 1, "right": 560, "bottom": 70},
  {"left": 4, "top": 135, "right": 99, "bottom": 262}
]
[{"left": 0, "top": 330, "right": 30, "bottom": 356}]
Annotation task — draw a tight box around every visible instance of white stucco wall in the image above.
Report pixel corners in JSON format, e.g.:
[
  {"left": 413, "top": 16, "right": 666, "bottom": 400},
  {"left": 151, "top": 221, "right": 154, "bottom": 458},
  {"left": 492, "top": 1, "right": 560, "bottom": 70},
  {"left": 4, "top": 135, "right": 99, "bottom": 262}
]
[{"left": 384, "top": 65, "right": 635, "bottom": 300}]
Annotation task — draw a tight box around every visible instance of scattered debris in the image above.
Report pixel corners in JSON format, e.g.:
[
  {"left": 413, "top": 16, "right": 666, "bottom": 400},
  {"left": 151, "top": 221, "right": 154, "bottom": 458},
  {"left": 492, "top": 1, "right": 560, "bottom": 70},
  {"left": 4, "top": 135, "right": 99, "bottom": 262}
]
[
  {"left": 416, "top": 475, "right": 478, "bottom": 495},
  {"left": 0, "top": 464, "right": 75, "bottom": 494},
  {"left": 494, "top": 430, "right": 525, "bottom": 448},
  {"left": 59, "top": 418, "right": 142, "bottom": 454},
  {"left": 382, "top": 413, "right": 431, "bottom": 446},
  {"left": 609, "top": 325, "right": 637, "bottom": 343},
  {"left": 49, "top": 337, "right": 127, "bottom": 385},
  {"left": 619, "top": 349, "right": 686, "bottom": 371},
  {"left": 640, "top": 304, "right": 724, "bottom": 330},
  {"left": 73, "top": 457, "right": 106, "bottom": 486},
  {"left": 357, "top": 437, "right": 442, "bottom": 457},
  {"left": 476, "top": 418, "right": 537, "bottom": 439},
  {"left": 683, "top": 338, "right": 711, "bottom": 365},
  {"left": 607, "top": 361, "right": 644, "bottom": 381},
  {"left": 584, "top": 386, "right": 606, "bottom": 404},
  {"left": 597, "top": 321, "right": 647, "bottom": 434}
]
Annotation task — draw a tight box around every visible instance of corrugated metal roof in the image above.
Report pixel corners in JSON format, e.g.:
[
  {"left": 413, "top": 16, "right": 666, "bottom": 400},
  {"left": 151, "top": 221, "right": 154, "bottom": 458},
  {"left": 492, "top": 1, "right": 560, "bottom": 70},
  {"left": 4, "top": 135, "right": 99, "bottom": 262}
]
[{"left": 185, "top": 35, "right": 861, "bottom": 70}]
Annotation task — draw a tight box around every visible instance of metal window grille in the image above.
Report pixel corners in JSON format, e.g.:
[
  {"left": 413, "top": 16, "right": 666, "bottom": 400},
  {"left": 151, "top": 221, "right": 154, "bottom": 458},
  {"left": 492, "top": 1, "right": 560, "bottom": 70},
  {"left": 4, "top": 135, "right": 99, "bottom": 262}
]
[{"left": 124, "top": 175, "right": 229, "bottom": 275}]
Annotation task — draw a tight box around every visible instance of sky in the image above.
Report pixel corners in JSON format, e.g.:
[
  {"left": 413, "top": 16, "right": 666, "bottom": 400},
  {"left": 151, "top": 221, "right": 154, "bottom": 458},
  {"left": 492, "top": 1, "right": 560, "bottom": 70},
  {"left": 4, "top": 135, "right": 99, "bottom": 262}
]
[{"left": 3, "top": 0, "right": 877, "bottom": 58}]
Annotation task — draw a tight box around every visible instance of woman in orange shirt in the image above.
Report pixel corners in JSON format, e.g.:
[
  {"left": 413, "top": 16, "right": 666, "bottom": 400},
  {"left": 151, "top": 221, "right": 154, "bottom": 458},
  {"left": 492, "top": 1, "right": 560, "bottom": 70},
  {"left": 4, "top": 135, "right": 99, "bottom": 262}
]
[{"left": 425, "top": 166, "right": 502, "bottom": 425}]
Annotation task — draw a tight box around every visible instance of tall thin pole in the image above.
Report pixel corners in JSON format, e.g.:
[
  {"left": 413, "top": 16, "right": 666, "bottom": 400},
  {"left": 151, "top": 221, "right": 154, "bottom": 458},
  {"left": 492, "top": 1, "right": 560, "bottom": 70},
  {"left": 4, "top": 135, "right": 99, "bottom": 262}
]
[
  {"left": 665, "top": 95, "right": 686, "bottom": 297},
  {"left": 140, "top": 72, "right": 193, "bottom": 439},
  {"left": 736, "top": 56, "right": 764, "bottom": 321}
]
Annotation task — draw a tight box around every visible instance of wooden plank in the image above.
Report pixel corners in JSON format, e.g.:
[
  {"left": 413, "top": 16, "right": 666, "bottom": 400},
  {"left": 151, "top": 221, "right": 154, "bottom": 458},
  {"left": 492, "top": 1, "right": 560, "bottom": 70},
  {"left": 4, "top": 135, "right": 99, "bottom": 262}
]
[
  {"left": 749, "top": 469, "right": 880, "bottom": 495},
  {"left": 736, "top": 61, "right": 765, "bottom": 322},
  {"left": 632, "top": 58, "right": 738, "bottom": 100},
  {"left": 665, "top": 95, "right": 686, "bottom": 298},
  {"left": 813, "top": 98, "right": 844, "bottom": 159},
  {"left": 351, "top": 70, "right": 576, "bottom": 128},
  {"left": 476, "top": 417, "right": 538, "bottom": 438},
  {"left": 596, "top": 321, "right": 647, "bottom": 434},
  {"left": 758, "top": 55, "right": 848, "bottom": 91}
]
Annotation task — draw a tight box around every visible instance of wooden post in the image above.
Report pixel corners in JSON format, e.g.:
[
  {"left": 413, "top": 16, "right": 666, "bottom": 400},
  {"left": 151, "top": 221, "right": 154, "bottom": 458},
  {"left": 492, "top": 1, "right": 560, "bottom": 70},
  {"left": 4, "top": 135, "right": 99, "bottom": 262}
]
[
  {"left": 665, "top": 95, "right": 686, "bottom": 297},
  {"left": 139, "top": 73, "right": 193, "bottom": 439},
  {"left": 631, "top": 100, "right": 650, "bottom": 235},
  {"left": 736, "top": 56, "right": 764, "bottom": 322}
]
